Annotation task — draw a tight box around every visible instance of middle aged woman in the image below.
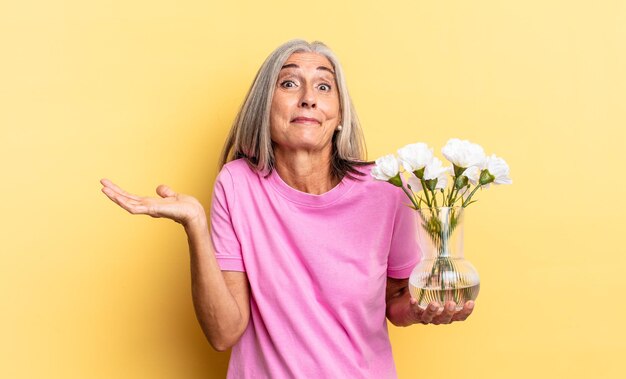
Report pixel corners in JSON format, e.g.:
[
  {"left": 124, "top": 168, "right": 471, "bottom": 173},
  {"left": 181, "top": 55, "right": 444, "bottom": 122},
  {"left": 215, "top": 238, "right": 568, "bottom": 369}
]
[{"left": 100, "top": 39, "right": 474, "bottom": 378}]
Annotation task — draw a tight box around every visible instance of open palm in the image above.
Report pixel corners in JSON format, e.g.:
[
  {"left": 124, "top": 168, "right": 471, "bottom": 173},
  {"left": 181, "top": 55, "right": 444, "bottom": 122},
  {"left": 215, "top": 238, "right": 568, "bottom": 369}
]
[{"left": 100, "top": 178, "right": 204, "bottom": 226}]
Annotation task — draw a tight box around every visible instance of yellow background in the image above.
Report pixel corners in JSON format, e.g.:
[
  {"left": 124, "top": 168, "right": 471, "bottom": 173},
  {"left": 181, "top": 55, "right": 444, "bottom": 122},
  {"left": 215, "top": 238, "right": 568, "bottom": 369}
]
[{"left": 1, "top": 0, "right": 624, "bottom": 378}]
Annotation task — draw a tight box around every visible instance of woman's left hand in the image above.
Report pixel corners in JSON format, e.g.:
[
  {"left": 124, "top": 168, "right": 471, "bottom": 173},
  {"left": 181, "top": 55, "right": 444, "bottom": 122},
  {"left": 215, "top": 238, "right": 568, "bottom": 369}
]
[{"left": 408, "top": 298, "right": 475, "bottom": 325}]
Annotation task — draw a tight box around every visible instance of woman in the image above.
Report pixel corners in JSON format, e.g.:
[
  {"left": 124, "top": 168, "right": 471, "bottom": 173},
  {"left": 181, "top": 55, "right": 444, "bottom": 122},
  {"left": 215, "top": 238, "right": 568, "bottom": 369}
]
[{"left": 101, "top": 39, "right": 474, "bottom": 378}]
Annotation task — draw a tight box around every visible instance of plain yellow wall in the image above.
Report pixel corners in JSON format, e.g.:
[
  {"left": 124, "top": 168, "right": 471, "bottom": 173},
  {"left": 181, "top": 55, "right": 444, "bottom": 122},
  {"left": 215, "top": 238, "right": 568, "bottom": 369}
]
[{"left": 2, "top": 0, "right": 624, "bottom": 378}]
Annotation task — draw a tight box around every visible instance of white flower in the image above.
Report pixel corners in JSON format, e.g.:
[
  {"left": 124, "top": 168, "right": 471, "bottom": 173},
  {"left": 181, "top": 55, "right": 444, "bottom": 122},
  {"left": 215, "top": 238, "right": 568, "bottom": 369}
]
[
  {"left": 397, "top": 143, "right": 433, "bottom": 173},
  {"left": 461, "top": 165, "right": 481, "bottom": 186},
  {"left": 371, "top": 154, "right": 400, "bottom": 181},
  {"left": 407, "top": 175, "right": 423, "bottom": 192},
  {"left": 462, "top": 154, "right": 512, "bottom": 188},
  {"left": 424, "top": 157, "right": 451, "bottom": 182},
  {"left": 406, "top": 158, "right": 450, "bottom": 195},
  {"left": 442, "top": 138, "right": 486, "bottom": 169},
  {"left": 423, "top": 157, "right": 452, "bottom": 190},
  {"left": 483, "top": 154, "right": 512, "bottom": 188}
]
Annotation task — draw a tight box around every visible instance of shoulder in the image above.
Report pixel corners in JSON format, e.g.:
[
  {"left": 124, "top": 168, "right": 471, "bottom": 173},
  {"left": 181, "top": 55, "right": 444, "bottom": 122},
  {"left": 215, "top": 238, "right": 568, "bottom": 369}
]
[
  {"left": 221, "top": 158, "right": 256, "bottom": 175},
  {"left": 213, "top": 159, "right": 260, "bottom": 197},
  {"left": 218, "top": 158, "right": 261, "bottom": 183},
  {"left": 348, "top": 161, "right": 375, "bottom": 182}
]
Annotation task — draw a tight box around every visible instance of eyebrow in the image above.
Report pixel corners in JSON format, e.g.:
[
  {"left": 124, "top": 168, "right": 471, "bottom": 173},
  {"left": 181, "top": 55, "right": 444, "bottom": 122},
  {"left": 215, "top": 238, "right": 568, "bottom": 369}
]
[{"left": 280, "top": 63, "right": 335, "bottom": 75}]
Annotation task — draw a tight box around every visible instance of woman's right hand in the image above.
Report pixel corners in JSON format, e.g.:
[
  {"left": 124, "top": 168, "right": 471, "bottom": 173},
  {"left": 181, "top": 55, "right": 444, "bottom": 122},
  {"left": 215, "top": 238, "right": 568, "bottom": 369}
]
[{"left": 100, "top": 178, "right": 205, "bottom": 227}]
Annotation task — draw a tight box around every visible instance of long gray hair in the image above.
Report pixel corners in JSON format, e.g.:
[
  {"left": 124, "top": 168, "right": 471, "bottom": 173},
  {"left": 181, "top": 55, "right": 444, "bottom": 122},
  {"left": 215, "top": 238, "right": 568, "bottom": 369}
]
[{"left": 218, "top": 39, "right": 372, "bottom": 180}]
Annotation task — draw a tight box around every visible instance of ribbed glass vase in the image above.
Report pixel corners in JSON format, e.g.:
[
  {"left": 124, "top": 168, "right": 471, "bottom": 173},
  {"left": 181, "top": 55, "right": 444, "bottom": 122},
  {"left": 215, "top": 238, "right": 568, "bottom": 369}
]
[{"left": 408, "top": 206, "right": 480, "bottom": 311}]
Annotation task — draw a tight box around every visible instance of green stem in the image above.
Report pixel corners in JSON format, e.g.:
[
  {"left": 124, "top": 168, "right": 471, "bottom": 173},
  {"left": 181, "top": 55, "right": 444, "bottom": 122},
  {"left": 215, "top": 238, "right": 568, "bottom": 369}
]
[
  {"left": 419, "top": 178, "right": 432, "bottom": 207},
  {"left": 453, "top": 186, "right": 469, "bottom": 207},
  {"left": 401, "top": 185, "right": 419, "bottom": 210},
  {"left": 462, "top": 184, "right": 482, "bottom": 207},
  {"left": 447, "top": 180, "right": 456, "bottom": 205},
  {"left": 453, "top": 187, "right": 461, "bottom": 205}
]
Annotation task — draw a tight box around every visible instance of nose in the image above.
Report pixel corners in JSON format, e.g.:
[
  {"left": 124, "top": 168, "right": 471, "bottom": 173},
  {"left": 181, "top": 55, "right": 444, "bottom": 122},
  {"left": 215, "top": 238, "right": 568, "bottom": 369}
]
[{"left": 299, "top": 85, "right": 317, "bottom": 109}]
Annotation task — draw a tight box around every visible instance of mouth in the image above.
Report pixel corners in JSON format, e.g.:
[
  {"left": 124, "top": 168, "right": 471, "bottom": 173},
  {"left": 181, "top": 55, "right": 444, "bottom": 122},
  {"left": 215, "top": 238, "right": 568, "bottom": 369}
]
[{"left": 291, "top": 117, "right": 321, "bottom": 125}]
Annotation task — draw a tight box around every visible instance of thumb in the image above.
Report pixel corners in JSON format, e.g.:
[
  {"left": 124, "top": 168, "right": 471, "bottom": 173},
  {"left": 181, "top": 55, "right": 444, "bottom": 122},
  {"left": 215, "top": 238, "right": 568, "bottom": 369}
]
[{"left": 156, "top": 184, "right": 177, "bottom": 198}]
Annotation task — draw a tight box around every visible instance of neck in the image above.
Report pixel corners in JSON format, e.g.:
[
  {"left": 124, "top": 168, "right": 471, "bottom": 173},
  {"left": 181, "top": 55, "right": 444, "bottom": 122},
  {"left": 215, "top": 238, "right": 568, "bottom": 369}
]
[{"left": 273, "top": 148, "right": 340, "bottom": 195}]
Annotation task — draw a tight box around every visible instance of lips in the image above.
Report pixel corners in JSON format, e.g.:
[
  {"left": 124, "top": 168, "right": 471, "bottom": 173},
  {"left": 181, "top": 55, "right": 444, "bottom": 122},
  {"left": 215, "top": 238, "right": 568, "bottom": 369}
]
[{"left": 291, "top": 116, "right": 320, "bottom": 125}]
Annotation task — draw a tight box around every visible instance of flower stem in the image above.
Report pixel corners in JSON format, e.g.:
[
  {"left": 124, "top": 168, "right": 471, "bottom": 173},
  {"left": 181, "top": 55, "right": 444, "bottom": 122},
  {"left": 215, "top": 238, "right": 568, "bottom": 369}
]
[
  {"left": 447, "top": 181, "right": 456, "bottom": 205},
  {"left": 453, "top": 186, "right": 469, "bottom": 206},
  {"left": 462, "top": 184, "right": 482, "bottom": 207},
  {"left": 451, "top": 187, "right": 460, "bottom": 206},
  {"left": 401, "top": 185, "right": 419, "bottom": 210},
  {"left": 420, "top": 178, "right": 432, "bottom": 207}
]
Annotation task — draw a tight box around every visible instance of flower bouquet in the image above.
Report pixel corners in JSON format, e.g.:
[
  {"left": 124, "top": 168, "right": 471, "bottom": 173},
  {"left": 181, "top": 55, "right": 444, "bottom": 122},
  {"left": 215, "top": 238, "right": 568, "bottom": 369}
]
[{"left": 371, "top": 138, "right": 512, "bottom": 310}]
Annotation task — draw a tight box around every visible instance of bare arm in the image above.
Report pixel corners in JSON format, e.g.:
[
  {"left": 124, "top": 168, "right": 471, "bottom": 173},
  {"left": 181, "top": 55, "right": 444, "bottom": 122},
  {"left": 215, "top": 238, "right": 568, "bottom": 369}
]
[
  {"left": 185, "top": 215, "right": 250, "bottom": 351},
  {"left": 385, "top": 277, "right": 414, "bottom": 327},
  {"left": 100, "top": 178, "right": 250, "bottom": 351}
]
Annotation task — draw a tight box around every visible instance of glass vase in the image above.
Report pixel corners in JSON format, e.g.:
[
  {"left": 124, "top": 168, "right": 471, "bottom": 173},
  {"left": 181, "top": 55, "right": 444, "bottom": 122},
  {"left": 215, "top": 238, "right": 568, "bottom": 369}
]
[{"left": 408, "top": 206, "right": 480, "bottom": 311}]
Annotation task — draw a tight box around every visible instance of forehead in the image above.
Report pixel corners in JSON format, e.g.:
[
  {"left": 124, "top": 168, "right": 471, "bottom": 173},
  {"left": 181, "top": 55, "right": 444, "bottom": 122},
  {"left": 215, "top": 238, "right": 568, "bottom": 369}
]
[{"left": 281, "top": 52, "right": 334, "bottom": 73}]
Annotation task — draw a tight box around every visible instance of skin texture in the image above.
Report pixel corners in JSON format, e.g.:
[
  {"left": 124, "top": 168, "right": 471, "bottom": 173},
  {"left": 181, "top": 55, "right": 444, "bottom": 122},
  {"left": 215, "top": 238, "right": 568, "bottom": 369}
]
[{"left": 270, "top": 52, "right": 342, "bottom": 195}]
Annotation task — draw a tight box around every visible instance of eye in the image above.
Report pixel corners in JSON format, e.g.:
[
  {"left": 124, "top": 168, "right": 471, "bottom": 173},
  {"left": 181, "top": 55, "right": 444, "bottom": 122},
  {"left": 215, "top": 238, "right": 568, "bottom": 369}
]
[
  {"left": 280, "top": 80, "right": 297, "bottom": 88},
  {"left": 318, "top": 83, "right": 332, "bottom": 92}
]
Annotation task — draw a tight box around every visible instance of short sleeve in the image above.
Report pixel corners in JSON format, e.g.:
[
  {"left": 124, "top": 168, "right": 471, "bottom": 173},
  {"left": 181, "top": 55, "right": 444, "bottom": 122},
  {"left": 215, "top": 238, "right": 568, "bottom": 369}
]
[
  {"left": 210, "top": 167, "right": 245, "bottom": 272},
  {"left": 386, "top": 190, "right": 422, "bottom": 279}
]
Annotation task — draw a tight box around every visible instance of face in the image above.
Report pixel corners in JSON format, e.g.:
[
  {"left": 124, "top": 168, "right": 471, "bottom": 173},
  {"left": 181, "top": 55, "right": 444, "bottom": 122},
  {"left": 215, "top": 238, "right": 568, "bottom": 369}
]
[{"left": 269, "top": 52, "right": 341, "bottom": 155}]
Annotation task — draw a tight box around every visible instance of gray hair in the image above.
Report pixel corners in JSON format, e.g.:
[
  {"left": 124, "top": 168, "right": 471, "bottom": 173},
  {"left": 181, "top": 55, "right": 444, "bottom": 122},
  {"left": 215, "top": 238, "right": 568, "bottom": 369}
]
[{"left": 218, "top": 39, "right": 372, "bottom": 180}]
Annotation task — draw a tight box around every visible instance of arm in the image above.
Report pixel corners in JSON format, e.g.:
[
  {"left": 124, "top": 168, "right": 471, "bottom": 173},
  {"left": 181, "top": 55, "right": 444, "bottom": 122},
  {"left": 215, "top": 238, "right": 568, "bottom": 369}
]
[
  {"left": 99, "top": 178, "right": 250, "bottom": 351},
  {"left": 385, "top": 277, "right": 474, "bottom": 327},
  {"left": 185, "top": 214, "right": 251, "bottom": 351},
  {"left": 385, "top": 277, "right": 414, "bottom": 327}
]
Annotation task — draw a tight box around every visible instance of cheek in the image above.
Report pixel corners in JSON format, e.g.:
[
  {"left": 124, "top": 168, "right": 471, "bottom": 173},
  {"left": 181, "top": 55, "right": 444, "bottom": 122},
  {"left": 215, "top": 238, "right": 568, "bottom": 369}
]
[
  {"left": 273, "top": 89, "right": 299, "bottom": 109},
  {"left": 269, "top": 95, "right": 293, "bottom": 140},
  {"left": 271, "top": 96, "right": 294, "bottom": 124},
  {"left": 322, "top": 96, "right": 341, "bottom": 119}
]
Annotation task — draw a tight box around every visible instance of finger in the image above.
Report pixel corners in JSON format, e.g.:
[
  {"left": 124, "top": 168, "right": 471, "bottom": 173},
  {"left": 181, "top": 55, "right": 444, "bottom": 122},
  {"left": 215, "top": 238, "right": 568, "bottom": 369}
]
[
  {"left": 156, "top": 184, "right": 177, "bottom": 198},
  {"left": 433, "top": 301, "right": 456, "bottom": 325},
  {"left": 100, "top": 179, "right": 143, "bottom": 202},
  {"left": 452, "top": 301, "right": 475, "bottom": 322},
  {"left": 408, "top": 297, "right": 424, "bottom": 321},
  {"left": 100, "top": 178, "right": 143, "bottom": 201},
  {"left": 101, "top": 186, "right": 149, "bottom": 215},
  {"left": 418, "top": 301, "right": 442, "bottom": 324},
  {"left": 409, "top": 297, "right": 426, "bottom": 321}
]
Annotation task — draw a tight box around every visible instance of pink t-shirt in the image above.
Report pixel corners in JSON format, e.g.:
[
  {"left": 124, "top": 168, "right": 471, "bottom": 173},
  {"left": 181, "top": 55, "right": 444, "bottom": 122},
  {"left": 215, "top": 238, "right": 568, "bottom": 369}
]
[{"left": 210, "top": 158, "right": 421, "bottom": 379}]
